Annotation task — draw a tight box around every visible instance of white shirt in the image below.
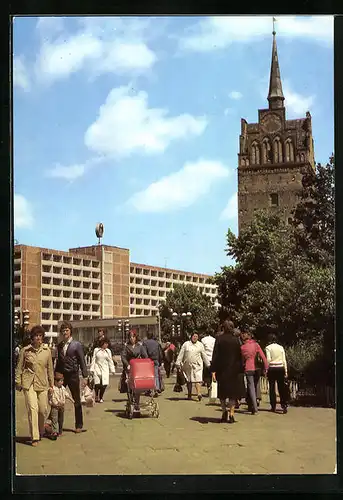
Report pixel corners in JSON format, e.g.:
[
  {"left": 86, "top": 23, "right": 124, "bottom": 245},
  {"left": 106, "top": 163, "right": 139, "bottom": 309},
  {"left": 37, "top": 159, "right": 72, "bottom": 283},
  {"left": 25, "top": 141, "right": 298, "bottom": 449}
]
[
  {"left": 265, "top": 343, "right": 288, "bottom": 375},
  {"left": 63, "top": 337, "right": 73, "bottom": 356},
  {"left": 201, "top": 335, "right": 216, "bottom": 362},
  {"left": 49, "top": 385, "right": 74, "bottom": 407}
]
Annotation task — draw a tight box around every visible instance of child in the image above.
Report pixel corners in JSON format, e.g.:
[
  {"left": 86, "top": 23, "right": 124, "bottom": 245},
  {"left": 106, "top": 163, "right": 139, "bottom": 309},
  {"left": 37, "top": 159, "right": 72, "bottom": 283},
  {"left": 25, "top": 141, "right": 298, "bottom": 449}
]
[{"left": 48, "top": 372, "right": 74, "bottom": 440}]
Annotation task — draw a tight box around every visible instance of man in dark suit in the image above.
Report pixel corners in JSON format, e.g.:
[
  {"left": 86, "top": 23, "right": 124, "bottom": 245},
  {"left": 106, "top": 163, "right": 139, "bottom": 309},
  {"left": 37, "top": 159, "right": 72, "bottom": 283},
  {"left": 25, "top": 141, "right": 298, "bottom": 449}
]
[{"left": 55, "top": 321, "right": 88, "bottom": 433}]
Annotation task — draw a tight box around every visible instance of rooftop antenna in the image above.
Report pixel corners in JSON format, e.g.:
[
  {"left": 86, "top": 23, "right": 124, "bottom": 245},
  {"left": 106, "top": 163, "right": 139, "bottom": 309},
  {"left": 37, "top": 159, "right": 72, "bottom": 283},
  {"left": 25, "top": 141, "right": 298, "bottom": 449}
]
[
  {"left": 95, "top": 223, "right": 104, "bottom": 245},
  {"left": 272, "top": 16, "right": 277, "bottom": 35}
]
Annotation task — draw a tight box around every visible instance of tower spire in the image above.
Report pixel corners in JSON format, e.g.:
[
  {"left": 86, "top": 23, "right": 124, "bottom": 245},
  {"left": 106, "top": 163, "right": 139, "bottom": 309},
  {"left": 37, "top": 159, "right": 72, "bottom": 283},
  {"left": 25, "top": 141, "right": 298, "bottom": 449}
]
[{"left": 268, "top": 18, "right": 285, "bottom": 110}]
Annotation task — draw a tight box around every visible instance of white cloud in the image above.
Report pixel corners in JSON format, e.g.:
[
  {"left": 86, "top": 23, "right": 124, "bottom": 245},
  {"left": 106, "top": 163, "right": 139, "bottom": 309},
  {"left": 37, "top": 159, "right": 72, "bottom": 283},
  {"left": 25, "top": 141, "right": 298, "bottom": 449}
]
[
  {"left": 229, "top": 91, "right": 242, "bottom": 100},
  {"left": 13, "top": 57, "right": 30, "bottom": 91},
  {"left": 85, "top": 85, "right": 207, "bottom": 158},
  {"left": 127, "top": 159, "right": 231, "bottom": 213},
  {"left": 35, "top": 17, "right": 158, "bottom": 84},
  {"left": 283, "top": 81, "right": 315, "bottom": 116},
  {"left": 14, "top": 194, "right": 34, "bottom": 229},
  {"left": 45, "top": 156, "right": 106, "bottom": 180},
  {"left": 46, "top": 163, "right": 86, "bottom": 180},
  {"left": 178, "top": 16, "right": 333, "bottom": 53},
  {"left": 220, "top": 192, "right": 237, "bottom": 220}
]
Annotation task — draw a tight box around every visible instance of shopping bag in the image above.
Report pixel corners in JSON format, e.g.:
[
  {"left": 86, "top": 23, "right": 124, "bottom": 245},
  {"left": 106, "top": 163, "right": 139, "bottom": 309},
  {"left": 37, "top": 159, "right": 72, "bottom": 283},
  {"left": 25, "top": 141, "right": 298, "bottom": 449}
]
[
  {"left": 173, "top": 383, "right": 183, "bottom": 393},
  {"left": 209, "top": 381, "right": 218, "bottom": 401},
  {"left": 81, "top": 385, "right": 95, "bottom": 407}
]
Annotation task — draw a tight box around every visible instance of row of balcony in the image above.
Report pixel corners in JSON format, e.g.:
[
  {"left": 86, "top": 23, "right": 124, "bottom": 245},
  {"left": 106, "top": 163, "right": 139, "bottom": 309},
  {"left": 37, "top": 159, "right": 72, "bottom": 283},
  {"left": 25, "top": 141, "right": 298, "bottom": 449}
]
[
  {"left": 130, "top": 268, "right": 211, "bottom": 283},
  {"left": 41, "top": 268, "right": 100, "bottom": 279},
  {"left": 42, "top": 254, "right": 100, "bottom": 268}
]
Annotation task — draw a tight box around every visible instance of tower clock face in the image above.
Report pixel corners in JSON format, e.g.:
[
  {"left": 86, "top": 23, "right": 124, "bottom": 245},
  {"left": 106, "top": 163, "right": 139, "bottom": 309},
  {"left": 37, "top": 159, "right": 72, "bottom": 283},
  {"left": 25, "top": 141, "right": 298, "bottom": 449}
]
[{"left": 261, "top": 114, "right": 282, "bottom": 134}]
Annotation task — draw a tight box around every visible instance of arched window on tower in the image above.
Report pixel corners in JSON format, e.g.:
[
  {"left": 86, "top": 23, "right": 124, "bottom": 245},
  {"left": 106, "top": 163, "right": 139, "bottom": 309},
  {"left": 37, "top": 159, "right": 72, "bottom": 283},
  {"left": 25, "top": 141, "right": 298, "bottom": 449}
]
[
  {"left": 285, "top": 138, "right": 295, "bottom": 163},
  {"left": 251, "top": 142, "right": 260, "bottom": 165},
  {"left": 262, "top": 138, "right": 272, "bottom": 164},
  {"left": 273, "top": 137, "right": 283, "bottom": 163}
]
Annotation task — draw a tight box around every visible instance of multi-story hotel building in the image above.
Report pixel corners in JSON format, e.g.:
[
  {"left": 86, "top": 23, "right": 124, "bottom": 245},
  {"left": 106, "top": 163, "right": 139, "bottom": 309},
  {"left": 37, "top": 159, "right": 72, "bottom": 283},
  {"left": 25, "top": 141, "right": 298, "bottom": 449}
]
[{"left": 14, "top": 243, "right": 218, "bottom": 337}]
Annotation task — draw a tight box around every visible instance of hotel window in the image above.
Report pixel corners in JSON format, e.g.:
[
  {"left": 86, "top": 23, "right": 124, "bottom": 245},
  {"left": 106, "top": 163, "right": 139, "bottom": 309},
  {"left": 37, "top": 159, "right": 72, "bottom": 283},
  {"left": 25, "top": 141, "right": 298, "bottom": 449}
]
[
  {"left": 151, "top": 280, "right": 157, "bottom": 286},
  {"left": 179, "top": 275, "right": 185, "bottom": 280},
  {"left": 63, "top": 268, "right": 72, "bottom": 275},
  {"left": 136, "top": 298, "right": 142, "bottom": 304},
  {"left": 42, "top": 289, "right": 51, "bottom": 296},
  {"left": 136, "top": 308, "right": 142, "bottom": 315},
  {"left": 158, "top": 291, "right": 165, "bottom": 297},
  {"left": 173, "top": 274, "right": 178, "bottom": 280},
  {"left": 144, "top": 310, "right": 149, "bottom": 316},
  {"left": 83, "top": 259, "right": 91, "bottom": 267},
  {"left": 270, "top": 193, "right": 279, "bottom": 207},
  {"left": 158, "top": 271, "right": 165, "bottom": 278},
  {"left": 42, "top": 277, "right": 51, "bottom": 285},
  {"left": 136, "top": 288, "right": 142, "bottom": 294},
  {"left": 73, "top": 314, "right": 81, "bottom": 321},
  {"left": 73, "top": 258, "right": 81, "bottom": 266},
  {"left": 83, "top": 270, "right": 91, "bottom": 278},
  {"left": 186, "top": 276, "right": 191, "bottom": 281},
  {"left": 92, "top": 271, "right": 100, "bottom": 279},
  {"left": 130, "top": 308, "right": 135, "bottom": 315},
  {"left": 130, "top": 277, "right": 134, "bottom": 283},
  {"left": 14, "top": 275, "right": 21, "bottom": 283},
  {"left": 73, "top": 291, "right": 81, "bottom": 299},
  {"left": 63, "top": 256, "right": 72, "bottom": 264},
  {"left": 53, "top": 266, "right": 62, "bottom": 274},
  {"left": 166, "top": 273, "right": 171, "bottom": 279},
  {"left": 136, "top": 268, "right": 142, "bottom": 274},
  {"left": 143, "top": 279, "right": 150, "bottom": 286},
  {"left": 42, "top": 253, "right": 52, "bottom": 261},
  {"left": 53, "top": 313, "right": 61, "bottom": 321},
  {"left": 53, "top": 255, "right": 62, "bottom": 263},
  {"left": 130, "top": 267, "right": 135, "bottom": 274},
  {"left": 92, "top": 283, "right": 100, "bottom": 290},
  {"left": 83, "top": 293, "right": 91, "bottom": 300},
  {"left": 63, "top": 291, "right": 72, "bottom": 298},
  {"left": 92, "top": 293, "right": 100, "bottom": 301},
  {"left": 143, "top": 289, "right": 149, "bottom": 295},
  {"left": 143, "top": 269, "right": 150, "bottom": 275},
  {"left": 63, "top": 314, "right": 71, "bottom": 321},
  {"left": 130, "top": 297, "right": 135, "bottom": 304},
  {"left": 73, "top": 280, "right": 82, "bottom": 288},
  {"left": 53, "top": 278, "right": 62, "bottom": 286},
  {"left": 151, "top": 270, "right": 157, "bottom": 277},
  {"left": 92, "top": 261, "right": 100, "bottom": 268},
  {"left": 63, "top": 302, "right": 72, "bottom": 310},
  {"left": 192, "top": 277, "right": 198, "bottom": 283},
  {"left": 53, "top": 290, "right": 61, "bottom": 297},
  {"left": 73, "top": 304, "right": 81, "bottom": 311},
  {"left": 144, "top": 299, "right": 150, "bottom": 305},
  {"left": 42, "top": 312, "right": 51, "bottom": 320},
  {"left": 136, "top": 277, "right": 142, "bottom": 284},
  {"left": 130, "top": 287, "right": 135, "bottom": 294},
  {"left": 42, "top": 265, "right": 51, "bottom": 273},
  {"left": 42, "top": 301, "right": 51, "bottom": 309},
  {"left": 53, "top": 302, "right": 61, "bottom": 309},
  {"left": 63, "top": 279, "right": 71, "bottom": 287}
]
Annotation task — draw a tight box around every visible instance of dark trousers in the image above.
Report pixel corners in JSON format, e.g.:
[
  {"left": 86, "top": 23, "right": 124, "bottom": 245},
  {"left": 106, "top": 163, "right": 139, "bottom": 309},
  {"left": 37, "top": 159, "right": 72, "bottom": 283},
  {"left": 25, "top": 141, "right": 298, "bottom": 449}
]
[
  {"left": 63, "top": 373, "right": 83, "bottom": 429},
  {"left": 267, "top": 367, "right": 287, "bottom": 408},
  {"left": 50, "top": 406, "right": 64, "bottom": 434},
  {"left": 164, "top": 361, "right": 171, "bottom": 378},
  {"left": 245, "top": 370, "right": 259, "bottom": 413},
  {"left": 95, "top": 384, "right": 107, "bottom": 400}
]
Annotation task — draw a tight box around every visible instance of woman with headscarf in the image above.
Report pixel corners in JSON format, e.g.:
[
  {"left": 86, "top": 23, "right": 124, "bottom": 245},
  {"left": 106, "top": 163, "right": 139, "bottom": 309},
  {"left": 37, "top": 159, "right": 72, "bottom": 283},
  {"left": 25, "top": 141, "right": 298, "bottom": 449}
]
[
  {"left": 211, "top": 320, "right": 245, "bottom": 423},
  {"left": 15, "top": 325, "right": 54, "bottom": 446},
  {"left": 175, "top": 332, "right": 210, "bottom": 401}
]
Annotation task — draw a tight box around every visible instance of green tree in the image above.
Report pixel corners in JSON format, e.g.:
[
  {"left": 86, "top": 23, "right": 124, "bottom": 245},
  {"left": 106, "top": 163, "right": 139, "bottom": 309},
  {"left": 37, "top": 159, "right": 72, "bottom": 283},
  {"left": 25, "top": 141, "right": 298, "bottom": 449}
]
[
  {"left": 291, "top": 155, "right": 335, "bottom": 267},
  {"left": 159, "top": 283, "right": 219, "bottom": 341}
]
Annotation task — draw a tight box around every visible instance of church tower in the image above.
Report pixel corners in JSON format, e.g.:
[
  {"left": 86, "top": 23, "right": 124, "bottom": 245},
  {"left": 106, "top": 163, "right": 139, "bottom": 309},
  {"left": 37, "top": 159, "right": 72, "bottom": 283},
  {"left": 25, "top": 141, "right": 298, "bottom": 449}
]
[{"left": 237, "top": 24, "right": 315, "bottom": 233}]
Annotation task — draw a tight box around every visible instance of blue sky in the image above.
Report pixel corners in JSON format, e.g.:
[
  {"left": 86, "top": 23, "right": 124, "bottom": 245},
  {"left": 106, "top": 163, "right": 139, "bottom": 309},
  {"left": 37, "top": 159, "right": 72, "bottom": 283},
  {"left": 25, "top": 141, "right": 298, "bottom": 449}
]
[{"left": 13, "top": 16, "right": 334, "bottom": 275}]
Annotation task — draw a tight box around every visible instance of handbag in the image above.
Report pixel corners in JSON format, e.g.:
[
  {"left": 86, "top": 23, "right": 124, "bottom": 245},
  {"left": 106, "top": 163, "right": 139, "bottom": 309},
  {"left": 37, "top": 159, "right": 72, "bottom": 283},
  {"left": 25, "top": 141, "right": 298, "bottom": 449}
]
[
  {"left": 173, "top": 383, "right": 183, "bottom": 393},
  {"left": 209, "top": 380, "right": 218, "bottom": 401}
]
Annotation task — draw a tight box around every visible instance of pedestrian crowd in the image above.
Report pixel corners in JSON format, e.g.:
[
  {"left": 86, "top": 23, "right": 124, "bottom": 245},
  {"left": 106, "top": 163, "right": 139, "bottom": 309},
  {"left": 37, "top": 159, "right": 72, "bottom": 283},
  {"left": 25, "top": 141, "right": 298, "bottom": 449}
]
[{"left": 15, "top": 319, "right": 288, "bottom": 446}]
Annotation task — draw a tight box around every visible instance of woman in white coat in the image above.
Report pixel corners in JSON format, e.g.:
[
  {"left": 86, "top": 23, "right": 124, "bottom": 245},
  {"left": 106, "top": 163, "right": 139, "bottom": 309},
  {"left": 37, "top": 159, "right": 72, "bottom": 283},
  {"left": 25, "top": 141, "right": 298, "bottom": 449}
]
[
  {"left": 175, "top": 332, "right": 210, "bottom": 401},
  {"left": 90, "top": 337, "right": 116, "bottom": 403}
]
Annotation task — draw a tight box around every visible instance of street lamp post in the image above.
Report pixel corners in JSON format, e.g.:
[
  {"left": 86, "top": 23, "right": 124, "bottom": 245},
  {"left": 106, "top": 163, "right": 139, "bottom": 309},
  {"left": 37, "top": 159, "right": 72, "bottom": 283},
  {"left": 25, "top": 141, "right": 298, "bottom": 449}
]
[
  {"left": 14, "top": 308, "right": 30, "bottom": 346},
  {"left": 171, "top": 310, "right": 192, "bottom": 343}
]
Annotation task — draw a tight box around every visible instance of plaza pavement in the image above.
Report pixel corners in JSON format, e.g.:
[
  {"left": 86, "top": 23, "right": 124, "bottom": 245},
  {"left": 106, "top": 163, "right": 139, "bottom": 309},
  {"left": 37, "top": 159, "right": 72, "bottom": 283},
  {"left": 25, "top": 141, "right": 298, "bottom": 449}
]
[{"left": 15, "top": 375, "right": 336, "bottom": 475}]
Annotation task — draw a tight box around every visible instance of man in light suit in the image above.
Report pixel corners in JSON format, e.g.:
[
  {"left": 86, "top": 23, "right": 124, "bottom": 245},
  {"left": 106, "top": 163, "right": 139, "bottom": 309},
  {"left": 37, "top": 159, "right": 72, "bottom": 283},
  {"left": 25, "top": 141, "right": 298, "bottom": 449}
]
[{"left": 55, "top": 321, "right": 88, "bottom": 433}]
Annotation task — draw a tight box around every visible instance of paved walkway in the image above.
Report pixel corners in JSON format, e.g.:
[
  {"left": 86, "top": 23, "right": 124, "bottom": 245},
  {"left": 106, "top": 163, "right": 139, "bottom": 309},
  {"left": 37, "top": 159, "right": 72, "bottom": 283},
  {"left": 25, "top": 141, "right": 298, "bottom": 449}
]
[{"left": 15, "top": 376, "right": 336, "bottom": 475}]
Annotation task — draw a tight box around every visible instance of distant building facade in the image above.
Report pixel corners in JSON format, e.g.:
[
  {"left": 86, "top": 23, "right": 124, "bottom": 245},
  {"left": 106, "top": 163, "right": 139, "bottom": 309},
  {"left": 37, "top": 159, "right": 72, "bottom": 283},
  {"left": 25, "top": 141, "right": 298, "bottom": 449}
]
[
  {"left": 237, "top": 29, "right": 316, "bottom": 233},
  {"left": 14, "top": 244, "right": 217, "bottom": 338}
]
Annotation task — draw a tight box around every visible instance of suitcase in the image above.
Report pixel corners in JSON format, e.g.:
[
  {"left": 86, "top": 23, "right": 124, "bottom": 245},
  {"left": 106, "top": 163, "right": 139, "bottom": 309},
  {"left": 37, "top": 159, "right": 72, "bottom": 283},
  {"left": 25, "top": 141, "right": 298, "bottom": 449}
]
[{"left": 128, "top": 358, "right": 155, "bottom": 391}]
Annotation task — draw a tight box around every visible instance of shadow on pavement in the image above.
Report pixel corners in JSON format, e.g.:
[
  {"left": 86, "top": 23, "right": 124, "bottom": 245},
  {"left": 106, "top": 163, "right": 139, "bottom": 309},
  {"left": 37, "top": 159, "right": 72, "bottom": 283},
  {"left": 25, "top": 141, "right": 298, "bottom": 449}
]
[
  {"left": 166, "top": 397, "right": 189, "bottom": 401},
  {"left": 112, "top": 398, "right": 127, "bottom": 403},
  {"left": 190, "top": 416, "right": 221, "bottom": 424},
  {"left": 104, "top": 409, "right": 123, "bottom": 414},
  {"left": 15, "top": 436, "right": 32, "bottom": 446}
]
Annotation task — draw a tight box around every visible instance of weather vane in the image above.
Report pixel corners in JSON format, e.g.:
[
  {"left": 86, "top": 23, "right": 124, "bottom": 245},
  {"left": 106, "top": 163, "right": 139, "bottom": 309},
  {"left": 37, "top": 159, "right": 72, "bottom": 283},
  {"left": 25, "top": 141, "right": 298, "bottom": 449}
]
[{"left": 95, "top": 223, "right": 104, "bottom": 245}]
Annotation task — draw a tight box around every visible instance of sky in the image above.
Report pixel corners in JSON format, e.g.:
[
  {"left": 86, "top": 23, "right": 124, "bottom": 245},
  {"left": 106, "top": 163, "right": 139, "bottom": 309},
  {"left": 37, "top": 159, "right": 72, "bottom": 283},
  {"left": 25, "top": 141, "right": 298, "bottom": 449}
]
[{"left": 13, "top": 16, "right": 334, "bottom": 275}]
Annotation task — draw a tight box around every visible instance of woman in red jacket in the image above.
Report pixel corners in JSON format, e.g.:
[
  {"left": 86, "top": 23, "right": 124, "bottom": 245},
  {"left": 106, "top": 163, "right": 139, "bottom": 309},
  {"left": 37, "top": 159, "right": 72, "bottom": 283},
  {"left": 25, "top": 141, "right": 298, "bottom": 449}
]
[{"left": 240, "top": 327, "right": 268, "bottom": 415}]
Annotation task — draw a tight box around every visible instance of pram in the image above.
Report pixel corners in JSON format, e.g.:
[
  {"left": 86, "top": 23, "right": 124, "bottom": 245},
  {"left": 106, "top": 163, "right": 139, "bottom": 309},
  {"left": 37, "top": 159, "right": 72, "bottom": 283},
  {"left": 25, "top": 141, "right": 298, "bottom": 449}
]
[{"left": 125, "top": 358, "right": 160, "bottom": 419}]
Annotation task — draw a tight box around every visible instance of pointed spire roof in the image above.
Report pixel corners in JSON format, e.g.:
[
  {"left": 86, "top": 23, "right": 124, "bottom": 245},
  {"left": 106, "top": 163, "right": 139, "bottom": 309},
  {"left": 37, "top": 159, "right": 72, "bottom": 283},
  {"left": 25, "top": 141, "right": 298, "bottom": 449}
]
[{"left": 267, "top": 21, "right": 285, "bottom": 110}]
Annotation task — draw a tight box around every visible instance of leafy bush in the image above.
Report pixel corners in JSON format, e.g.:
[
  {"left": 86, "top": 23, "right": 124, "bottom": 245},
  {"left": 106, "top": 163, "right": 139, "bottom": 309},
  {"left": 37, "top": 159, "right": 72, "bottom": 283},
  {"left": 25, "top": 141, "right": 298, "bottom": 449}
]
[{"left": 285, "top": 338, "right": 323, "bottom": 381}]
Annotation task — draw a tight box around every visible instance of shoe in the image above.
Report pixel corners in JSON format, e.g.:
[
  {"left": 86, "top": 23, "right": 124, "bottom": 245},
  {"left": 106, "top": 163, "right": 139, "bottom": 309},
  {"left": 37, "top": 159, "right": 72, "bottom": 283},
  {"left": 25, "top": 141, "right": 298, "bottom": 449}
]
[
  {"left": 58, "top": 433, "right": 63, "bottom": 437},
  {"left": 282, "top": 406, "right": 288, "bottom": 414},
  {"left": 31, "top": 440, "right": 39, "bottom": 447},
  {"left": 228, "top": 415, "right": 236, "bottom": 424},
  {"left": 198, "top": 395, "right": 202, "bottom": 402},
  {"left": 50, "top": 433, "right": 58, "bottom": 441},
  {"left": 75, "top": 428, "right": 83, "bottom": 433},
  {"left": 187, "top": 395, "right": 192, "bottom": 400},
  {"left": 99, "top": 399, "right": 104, "bottom": 403},
  {"left": 271, "top": 407, "right": 276, "bottom": 412},
  {"left": 251, "top": 410, "right": 259, "bottom": 415},
  {"left": 220, "top": 410, "right": 228, "bottom": 423},
  {"left": 95, "top": 397, "right": 99, "bottom": 403}
]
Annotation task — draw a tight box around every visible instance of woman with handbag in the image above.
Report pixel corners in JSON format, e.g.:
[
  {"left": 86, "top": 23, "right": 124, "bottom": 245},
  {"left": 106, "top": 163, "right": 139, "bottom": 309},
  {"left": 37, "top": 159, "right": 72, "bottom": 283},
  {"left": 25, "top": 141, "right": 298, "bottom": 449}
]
[
  {"left": 175, "top": 332, "right": 210, "bottom": 401},
  {"left": 90, "top": 337, "right": 116, "bottom": 403}
]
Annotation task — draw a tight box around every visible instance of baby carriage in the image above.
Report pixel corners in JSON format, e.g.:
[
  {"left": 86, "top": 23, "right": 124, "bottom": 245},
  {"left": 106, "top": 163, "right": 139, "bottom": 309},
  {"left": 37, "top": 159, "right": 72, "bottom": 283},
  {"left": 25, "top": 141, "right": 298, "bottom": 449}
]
[{"left": 125, "top": 358, "right": 160, "bottom": 419}]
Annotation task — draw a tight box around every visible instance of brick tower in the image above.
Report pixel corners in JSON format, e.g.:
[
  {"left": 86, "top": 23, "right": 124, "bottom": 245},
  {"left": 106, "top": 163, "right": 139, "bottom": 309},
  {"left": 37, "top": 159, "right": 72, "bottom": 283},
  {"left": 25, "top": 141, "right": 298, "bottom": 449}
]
[{"left": 237, "top": 25, "right": 315, "bottom": 233}]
